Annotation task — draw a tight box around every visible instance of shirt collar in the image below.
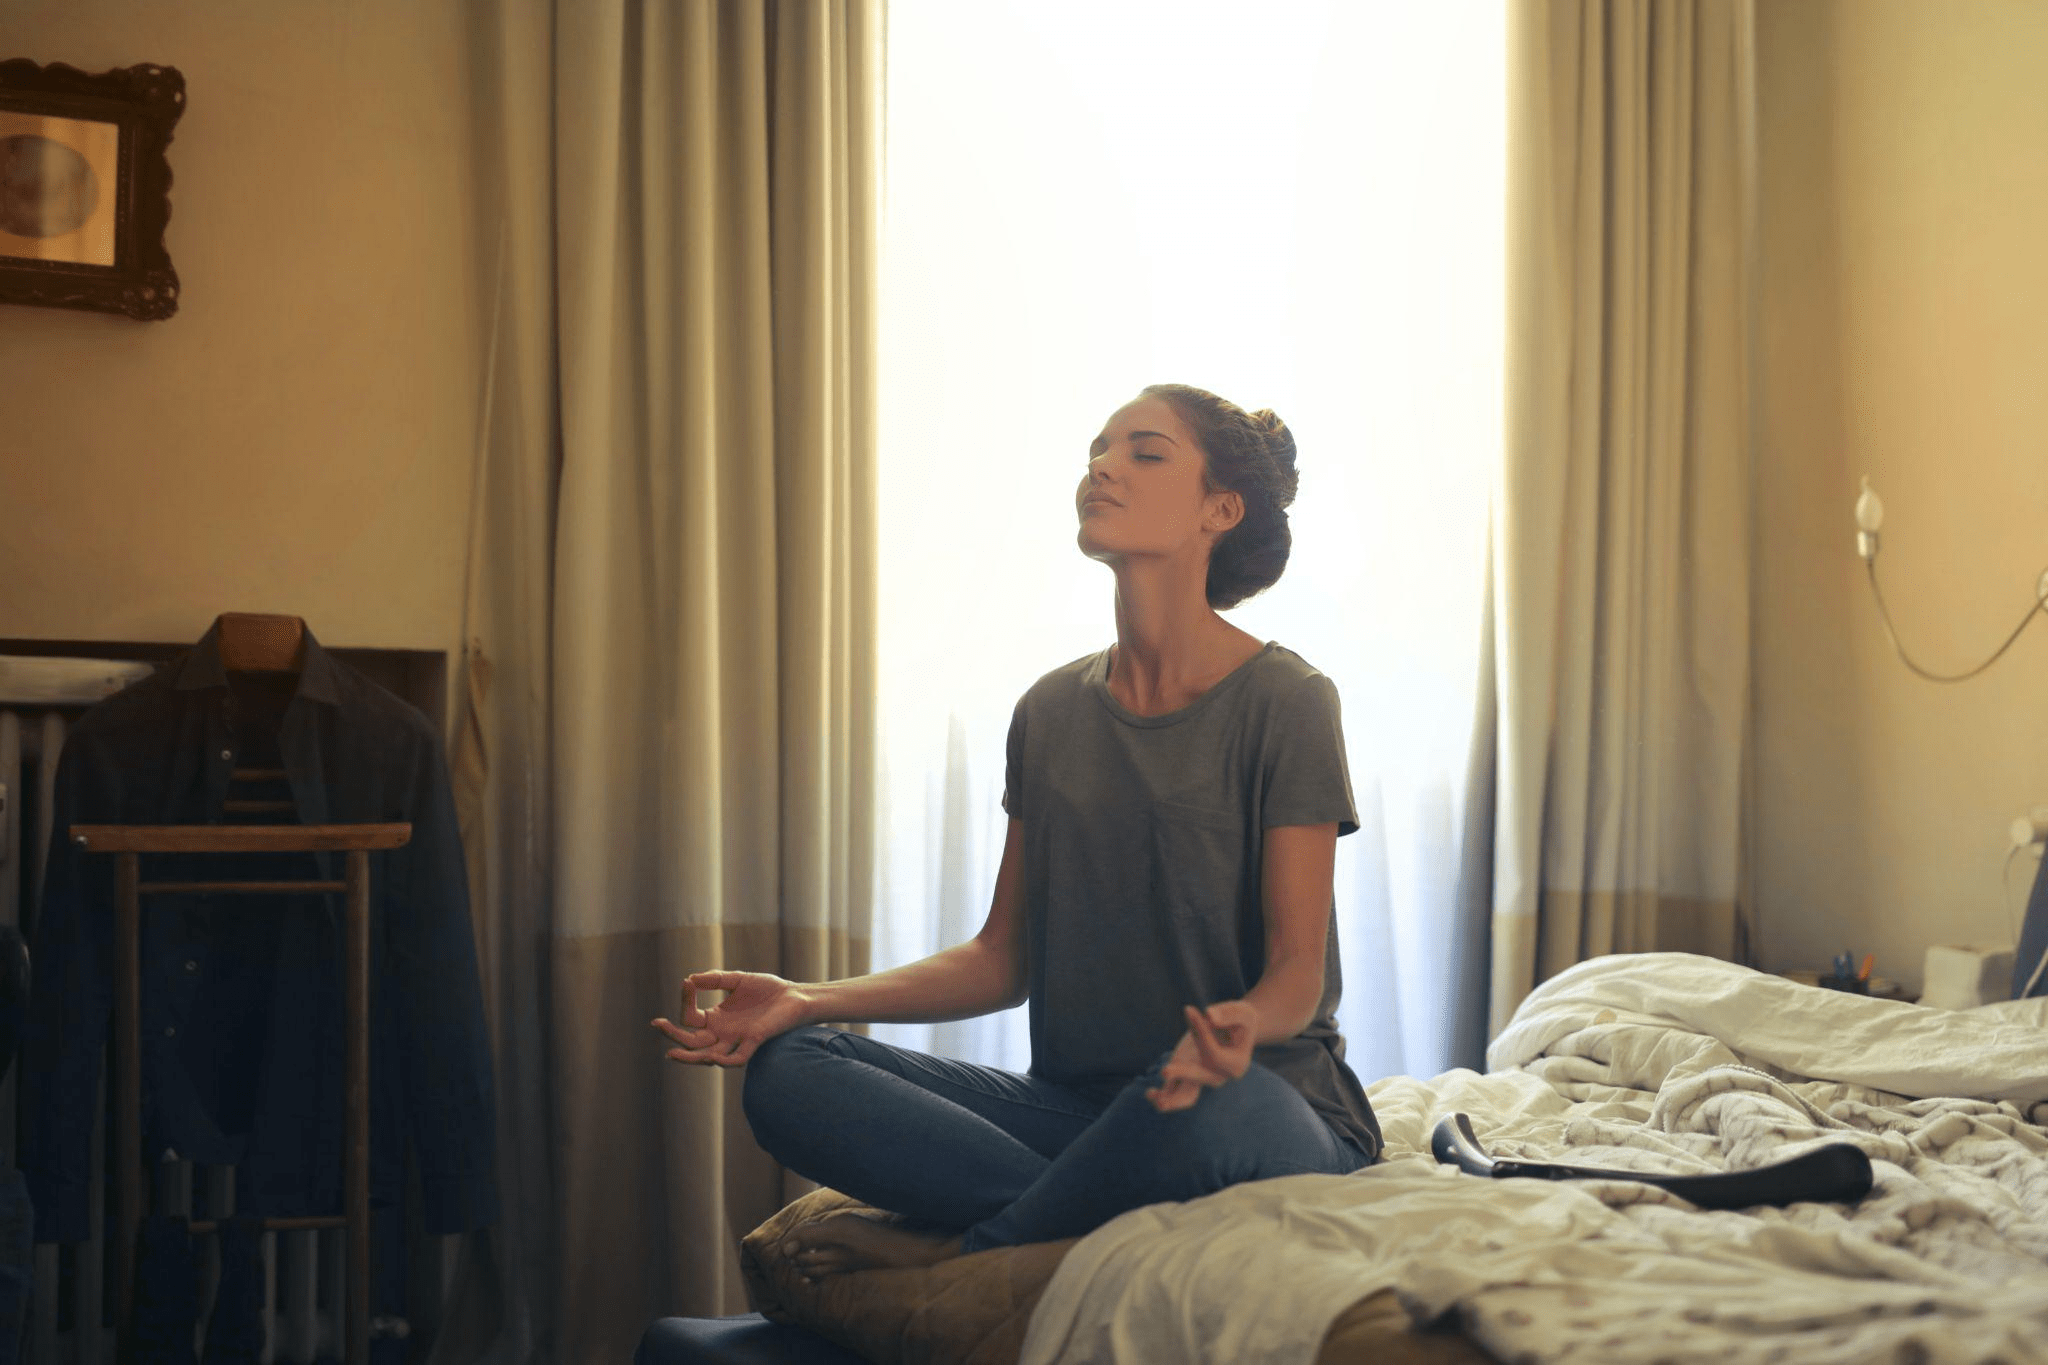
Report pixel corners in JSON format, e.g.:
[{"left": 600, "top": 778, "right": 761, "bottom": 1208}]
[{"left": 172, "top": 619, "right": 343, "bottom": 706}]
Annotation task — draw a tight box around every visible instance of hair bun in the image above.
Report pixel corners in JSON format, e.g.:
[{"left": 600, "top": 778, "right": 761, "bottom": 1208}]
[{"left": 1248, "top": 408, "right": 1299, "bottom": 508}]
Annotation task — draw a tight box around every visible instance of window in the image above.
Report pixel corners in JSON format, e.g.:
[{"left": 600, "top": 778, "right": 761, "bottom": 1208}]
[{"left": 875, "top": 0, "right": 1505, "bottom": 1079}]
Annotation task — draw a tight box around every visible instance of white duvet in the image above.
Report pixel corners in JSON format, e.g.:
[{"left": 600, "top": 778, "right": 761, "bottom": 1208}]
[{"left": 1018, "top": 953, "right": 2048, "bottom": 1365}]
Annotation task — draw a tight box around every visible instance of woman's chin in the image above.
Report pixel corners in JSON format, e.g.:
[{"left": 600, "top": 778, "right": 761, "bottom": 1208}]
[{"left": 1075, "top": 528, "right": 1120, "bottom": 562}]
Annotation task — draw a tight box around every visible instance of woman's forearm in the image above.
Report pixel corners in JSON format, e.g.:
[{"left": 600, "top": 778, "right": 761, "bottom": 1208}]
[
  {"left": 798, "top": 934, "right": 1026, "bottom": 1026},
  {"left": 1241, "top": 952, "right": 1325, "bottom": 1044}
]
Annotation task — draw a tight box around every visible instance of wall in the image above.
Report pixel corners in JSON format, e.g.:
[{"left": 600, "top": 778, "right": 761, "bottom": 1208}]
[
  {"left": 0, "top": 0, "right": 484, "bottom": 721},
  {"left": 1753, "top": 0, "right": 2048, "bottom": 994}
]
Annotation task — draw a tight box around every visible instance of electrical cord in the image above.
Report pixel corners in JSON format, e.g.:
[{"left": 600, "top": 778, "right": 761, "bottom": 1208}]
[
  {"left": 2024, "top": 942, "right": 2048, "bottom": 1001},
  {"left": 2005, "top": 842, "right": 2026, "bottom": 942},
  {"left": 1863, "top": 560, "right": 2048, "bottom": 683},
  {"left": 1859, "top": 521, "right": 2048, "bottom": 993}
]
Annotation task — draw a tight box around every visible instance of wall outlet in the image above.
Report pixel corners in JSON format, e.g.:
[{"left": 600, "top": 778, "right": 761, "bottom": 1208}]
[{"left": 2013, "top": 807, "right": 2048, "bottom": 851}]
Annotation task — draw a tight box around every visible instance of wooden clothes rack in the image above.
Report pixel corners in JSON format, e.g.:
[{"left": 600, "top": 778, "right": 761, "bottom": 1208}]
[{"left": 69, "top": 820, "right": 411, "bottom": 1365}]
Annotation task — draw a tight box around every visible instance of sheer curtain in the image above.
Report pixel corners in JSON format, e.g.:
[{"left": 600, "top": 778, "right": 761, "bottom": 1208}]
[{"left": 873, "top": 0, "right": 1504, "bottom": 1082}]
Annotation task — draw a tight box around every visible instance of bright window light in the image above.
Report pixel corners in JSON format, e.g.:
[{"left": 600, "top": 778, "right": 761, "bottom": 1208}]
[{"left": 875, "top": 0, "right": 1505, "bottom": 1078}]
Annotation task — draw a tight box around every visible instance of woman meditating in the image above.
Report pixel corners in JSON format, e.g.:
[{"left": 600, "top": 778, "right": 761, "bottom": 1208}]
[{"left": 652, "top": 383, "right": 1380, "bottom": 1276}]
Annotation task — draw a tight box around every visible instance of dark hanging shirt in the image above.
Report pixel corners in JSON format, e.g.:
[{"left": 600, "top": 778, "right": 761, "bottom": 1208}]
[
  {"left": 1002, "top": 641, "right": 1382, "bottom": 1160},
  {"left": 21, "top": 622, "right": 498, "bottom": 1242}
]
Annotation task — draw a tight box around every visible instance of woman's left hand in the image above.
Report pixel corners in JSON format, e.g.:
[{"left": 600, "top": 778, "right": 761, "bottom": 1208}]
[{"left": 1145, "top": 1000, "right": 1258, "bottom": 1113}]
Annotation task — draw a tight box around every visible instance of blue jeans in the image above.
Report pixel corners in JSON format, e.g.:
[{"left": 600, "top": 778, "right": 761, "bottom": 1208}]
[{"left": 742, "top": 1026, "right": 1373, "bottom": 1253}]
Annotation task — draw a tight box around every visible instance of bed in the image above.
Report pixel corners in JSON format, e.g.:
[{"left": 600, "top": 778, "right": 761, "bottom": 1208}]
[{"left": 673, "top": 953, "right": 2048, "bottom": 1364}]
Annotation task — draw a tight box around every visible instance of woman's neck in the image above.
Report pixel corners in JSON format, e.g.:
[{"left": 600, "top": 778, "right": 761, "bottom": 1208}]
[{"left": 1107, "top": 563, "right": 1262, "bottom": 716}]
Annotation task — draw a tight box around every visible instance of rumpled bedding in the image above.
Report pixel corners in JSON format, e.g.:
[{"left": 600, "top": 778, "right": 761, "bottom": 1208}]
[
  {"left": 743, "top": 1187, "right": 1493, "bottom": 1364},
  {"left": 1020, "top": 952, "right": 2048, "bottom": 1365}
]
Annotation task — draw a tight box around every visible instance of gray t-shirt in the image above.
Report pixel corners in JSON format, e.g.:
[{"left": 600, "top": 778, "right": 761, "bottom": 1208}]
[{"left": 1001, "top": 641, "right": 1382, "bottom": 1159}]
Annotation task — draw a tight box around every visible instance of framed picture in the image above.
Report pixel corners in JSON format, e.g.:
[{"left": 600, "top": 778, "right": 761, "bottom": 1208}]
[{"left": 0, "top": 60, "right": 184, "bottom": 320}]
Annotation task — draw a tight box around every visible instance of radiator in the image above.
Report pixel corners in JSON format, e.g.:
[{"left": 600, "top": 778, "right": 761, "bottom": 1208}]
[{"left": 2, "top": 659, "right": 448, "bottom": 1364}]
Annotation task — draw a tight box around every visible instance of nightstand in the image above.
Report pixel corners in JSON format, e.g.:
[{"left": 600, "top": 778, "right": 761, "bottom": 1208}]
[{"left": 1779, "top": 968, "right": 1913, "bottom": 1003}]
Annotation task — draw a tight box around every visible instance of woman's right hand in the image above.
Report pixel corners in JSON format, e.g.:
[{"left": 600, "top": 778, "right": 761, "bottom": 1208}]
[{"left": 650, "top": 970, "right": 813, "bottom": 1067}]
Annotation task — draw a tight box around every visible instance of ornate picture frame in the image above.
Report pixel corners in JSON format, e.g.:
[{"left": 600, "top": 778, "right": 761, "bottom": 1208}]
[{"left": 0, "top": 60, "right": 184, "bottom": 320}]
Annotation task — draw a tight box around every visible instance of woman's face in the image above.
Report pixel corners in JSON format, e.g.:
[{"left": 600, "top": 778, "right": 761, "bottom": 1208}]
[{"left": 1075, "top": 395, "right": 1241, "bottom": 566}]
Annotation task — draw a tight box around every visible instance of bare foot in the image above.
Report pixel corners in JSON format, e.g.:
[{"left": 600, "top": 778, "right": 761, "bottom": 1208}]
[{"left": 782, "top": 1212, "right": 963, "bottom": 1279}]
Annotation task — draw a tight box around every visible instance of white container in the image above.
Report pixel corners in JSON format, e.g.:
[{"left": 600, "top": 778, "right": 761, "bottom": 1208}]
[{"left": 1921, "top": 944, "right": 2016, "bottom": 1010}]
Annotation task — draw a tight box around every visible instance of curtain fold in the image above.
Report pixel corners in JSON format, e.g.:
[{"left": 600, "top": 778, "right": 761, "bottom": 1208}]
[
  {"left": 455, "top": 4, "right": 880, "bottom": 1361},
  {"left": 442, "top": 4, "right": 561, "bottom": 1361},
  {"left": 1493, "top": 0, "right": 1757, "bottom": 1034}
]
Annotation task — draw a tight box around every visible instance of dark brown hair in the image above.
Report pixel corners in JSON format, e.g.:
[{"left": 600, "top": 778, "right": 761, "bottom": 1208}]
[{"left": 1139, "top": 382, "right": 1300, "bottom": 610}]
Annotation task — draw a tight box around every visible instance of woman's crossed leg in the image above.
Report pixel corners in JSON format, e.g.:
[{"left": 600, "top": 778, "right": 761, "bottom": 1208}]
[{"left": 741, "top": 1026, "right": 1367, "bottom": 1275}]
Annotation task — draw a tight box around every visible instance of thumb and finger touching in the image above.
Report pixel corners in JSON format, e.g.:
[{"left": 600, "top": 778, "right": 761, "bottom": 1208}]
[
  {"left": 655, "top": 971, "right": 797, "bottom": 1067},
  {"left": 1149, "top": 1001, "right": 1259, "bottom": 1107}
]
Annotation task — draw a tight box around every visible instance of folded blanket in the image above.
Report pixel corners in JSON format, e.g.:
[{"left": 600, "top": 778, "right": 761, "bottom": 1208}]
[{"left": 743, "top": 1188, "right": 1078, "bottom": 1365}]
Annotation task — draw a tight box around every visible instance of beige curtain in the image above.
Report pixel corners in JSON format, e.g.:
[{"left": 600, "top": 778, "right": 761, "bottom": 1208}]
[
  {"left": 1491, "top": 0, "right": 1757, "bottom": 1034},
  {"left": 454, "top": 3, "right": 880, "bottom": 1361}
]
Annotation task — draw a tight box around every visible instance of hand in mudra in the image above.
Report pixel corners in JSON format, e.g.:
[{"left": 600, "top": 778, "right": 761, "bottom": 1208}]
[
  {"left": 650, "top": 971, "right": 809, "bottom": 1067},
  {"left": 1145, "top": 1000, "right": 1257, "bottom": 1112}
]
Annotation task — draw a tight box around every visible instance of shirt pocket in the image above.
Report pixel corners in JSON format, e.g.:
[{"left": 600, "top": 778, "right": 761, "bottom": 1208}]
[{"left": 1148, "top": 799, "right": 1247, "bottom": 926}]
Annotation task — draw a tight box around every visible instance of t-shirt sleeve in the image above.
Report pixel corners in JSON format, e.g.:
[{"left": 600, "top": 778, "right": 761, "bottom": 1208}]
[
  {"left": 1261, "top": 672, "right": 1361, "bottom": 836},
  {"left": 1001, "top": 694, "right": 1026, "bottom": 817}
]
